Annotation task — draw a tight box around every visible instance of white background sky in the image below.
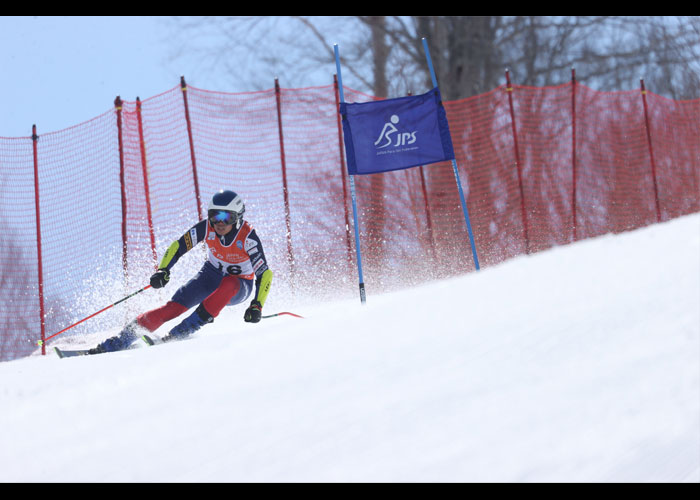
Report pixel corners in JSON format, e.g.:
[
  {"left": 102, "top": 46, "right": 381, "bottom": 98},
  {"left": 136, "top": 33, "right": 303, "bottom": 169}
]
[{"left": 0, "top": 16, "right": 225, "bottom": 137}]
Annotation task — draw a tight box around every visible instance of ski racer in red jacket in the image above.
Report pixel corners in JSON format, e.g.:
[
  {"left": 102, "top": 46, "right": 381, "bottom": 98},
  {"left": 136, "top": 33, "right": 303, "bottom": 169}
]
[{"left": 89, "top": 190, "right": 273, "bottom": 353}]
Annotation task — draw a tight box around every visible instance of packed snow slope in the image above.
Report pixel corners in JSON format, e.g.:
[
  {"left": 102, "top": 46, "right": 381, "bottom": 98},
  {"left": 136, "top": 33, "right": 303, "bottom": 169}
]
[{"left": 1, "top": 214, "right": 698, "bottom": 482}]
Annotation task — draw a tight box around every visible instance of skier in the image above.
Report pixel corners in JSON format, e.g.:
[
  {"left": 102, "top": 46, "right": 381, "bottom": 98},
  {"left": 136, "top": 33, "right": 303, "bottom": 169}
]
[{"left": 88, "top": 189, "right": 273, "bottom": 354}]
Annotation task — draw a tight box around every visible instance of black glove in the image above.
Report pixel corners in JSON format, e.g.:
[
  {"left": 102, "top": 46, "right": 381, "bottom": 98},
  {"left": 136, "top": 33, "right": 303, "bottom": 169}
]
[
  {"left": 244, "top": 301, "right": 262, "bottom": 323},
  {"left": 150, "top": 269, "right": 170, "bottom": 289}
]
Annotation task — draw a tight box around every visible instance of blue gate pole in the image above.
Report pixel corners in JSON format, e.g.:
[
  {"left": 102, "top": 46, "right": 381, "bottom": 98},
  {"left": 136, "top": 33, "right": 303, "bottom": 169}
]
[
  {"left": 334, "top": 44, "right": 367, "bottom": 304},
  {"left": 422, "top": 38, "right": 480, "bottom": 271}
]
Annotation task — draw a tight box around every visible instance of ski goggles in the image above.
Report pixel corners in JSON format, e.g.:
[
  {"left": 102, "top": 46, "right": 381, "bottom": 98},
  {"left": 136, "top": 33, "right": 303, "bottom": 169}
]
[{"left": 208, "top": 210, "right": 238, "bottom": 226}]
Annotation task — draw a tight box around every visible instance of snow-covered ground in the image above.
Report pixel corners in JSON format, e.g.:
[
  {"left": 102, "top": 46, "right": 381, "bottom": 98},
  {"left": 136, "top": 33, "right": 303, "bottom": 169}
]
[{"left": 1, "top": 214, "right": 698, "bottom": 482}]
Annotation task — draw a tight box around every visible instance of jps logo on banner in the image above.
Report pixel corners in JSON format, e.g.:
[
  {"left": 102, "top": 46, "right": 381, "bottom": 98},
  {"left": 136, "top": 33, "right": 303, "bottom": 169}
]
[{"left": 374, "top": 115, "right": 417, "bottom": 150}]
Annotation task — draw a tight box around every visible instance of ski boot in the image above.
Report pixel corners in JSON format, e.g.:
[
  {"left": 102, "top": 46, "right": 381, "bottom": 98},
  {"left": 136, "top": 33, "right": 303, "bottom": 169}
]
[
  {"left": 89, "top": 320, "right": 140, "bottom": 354},
  {"left": 161, "top": 304, "right": 213, "bottom": 343}
]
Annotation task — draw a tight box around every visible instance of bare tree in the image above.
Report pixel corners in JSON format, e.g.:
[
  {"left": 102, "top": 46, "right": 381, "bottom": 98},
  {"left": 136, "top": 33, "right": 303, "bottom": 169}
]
[
  {"left": 164, "top": 16, "right": 699, "bottom": 99},
  {"left": 164, "top": 17, "right": 373, "bottom": 92},
  {"left": 389, "top": 16, "right": 700, "bottom": 99}
]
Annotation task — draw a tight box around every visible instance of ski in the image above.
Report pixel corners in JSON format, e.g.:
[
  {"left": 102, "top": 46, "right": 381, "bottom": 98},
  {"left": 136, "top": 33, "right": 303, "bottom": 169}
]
[
  {"left": 142, "top": 334, "right": 164, "bottom": 346},
  {"left": 54, "top": 347, "right": 92, "bottom": 359},
  {"left": 141, "top": 334, "right": 194, "bottom": 346}
]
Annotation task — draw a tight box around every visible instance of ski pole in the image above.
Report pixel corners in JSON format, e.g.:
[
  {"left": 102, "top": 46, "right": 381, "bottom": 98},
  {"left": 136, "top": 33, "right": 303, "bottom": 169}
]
[
  {"left": 37, "top": 285, "right": 152, "bottom": 346},
  {"left": 262, "top": 311, "right": 304, "bottom": 319}
]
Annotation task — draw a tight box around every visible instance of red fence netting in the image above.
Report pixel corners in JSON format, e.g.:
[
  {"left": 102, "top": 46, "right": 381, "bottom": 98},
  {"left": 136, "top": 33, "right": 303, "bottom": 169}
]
[{"left": 0, "top": 76, "right": 698, "bottom": 360}]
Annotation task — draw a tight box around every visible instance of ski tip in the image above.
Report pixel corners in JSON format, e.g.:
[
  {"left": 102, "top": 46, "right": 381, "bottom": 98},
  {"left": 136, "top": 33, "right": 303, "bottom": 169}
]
[
  {"left": 53, "top": 347, "right": 64, "bottom": 359},
  {"left": 141, "top": 335, "right": 155, "bottom": 346}
]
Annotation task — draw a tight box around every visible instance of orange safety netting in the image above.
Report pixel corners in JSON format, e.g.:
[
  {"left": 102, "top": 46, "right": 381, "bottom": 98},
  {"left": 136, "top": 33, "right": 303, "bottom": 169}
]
[{"left": 0, "top": 78, "right": 698, "bottom": 360}]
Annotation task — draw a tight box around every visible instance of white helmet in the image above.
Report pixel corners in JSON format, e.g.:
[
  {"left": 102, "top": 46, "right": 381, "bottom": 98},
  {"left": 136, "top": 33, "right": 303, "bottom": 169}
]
[{"left": 208, "top": 190, "right": 245, "bottom": 226}]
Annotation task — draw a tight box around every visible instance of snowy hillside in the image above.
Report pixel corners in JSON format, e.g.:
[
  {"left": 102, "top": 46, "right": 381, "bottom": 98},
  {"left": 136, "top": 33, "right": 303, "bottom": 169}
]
[{"left": 1, "top": 214, "right": 698, "bottom": 482}]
